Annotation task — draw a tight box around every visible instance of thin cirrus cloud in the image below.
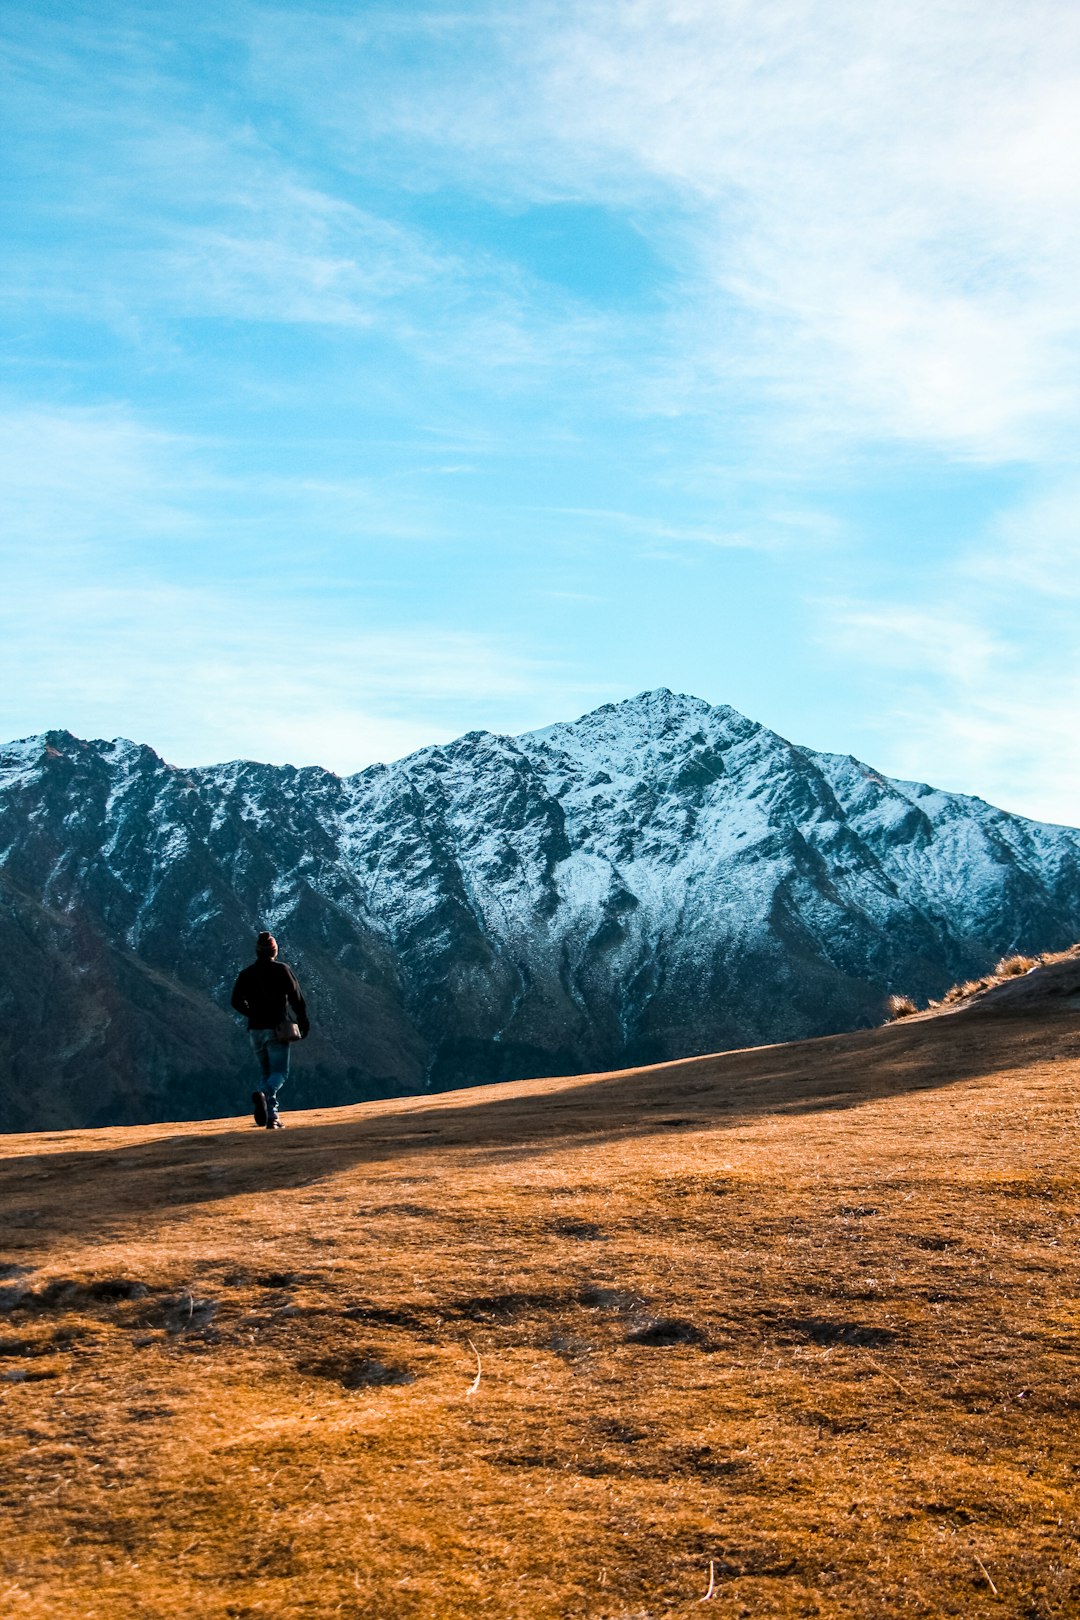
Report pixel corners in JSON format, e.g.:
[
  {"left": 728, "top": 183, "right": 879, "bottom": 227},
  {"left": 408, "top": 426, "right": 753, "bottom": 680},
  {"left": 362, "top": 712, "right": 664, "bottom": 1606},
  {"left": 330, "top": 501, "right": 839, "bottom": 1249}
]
[
  {"left": 0, "top": 407, "right": 196, "bottom": 548},
  {"left": 0, "top": 406, "right": 440, "bottom": 558},
  {"left": 0, "top": 572, "right": 577, "bottom": 771},
  {"left": 546, "top": 505, "right": 844, "bottom": 552},
  {"left": 520, "top": 0, "right": 1080, "bottom": 459},
  {"left": 13, "top": 139, "right": 458, "bottom": 337},
  {"left": 0, "top": 400, "right": 596, "bottom": 765},
  {"left": 12, "top": 0, "right": 1080, "bottom": 453},
  {"left": 274, "top": 0, "right": 1079, "bottom": 461},
  {"left": 960, "top": 481, "right": 1080, "bottom": 599},
  {"left": 819, "top": 466, "right": 1080, "bottom": 824},
  {"left": 820, "top": 594, "right": 1080, "bottom": 826},
  {"left": 5, "top": 67, "right": 615, "bottom": 384}
]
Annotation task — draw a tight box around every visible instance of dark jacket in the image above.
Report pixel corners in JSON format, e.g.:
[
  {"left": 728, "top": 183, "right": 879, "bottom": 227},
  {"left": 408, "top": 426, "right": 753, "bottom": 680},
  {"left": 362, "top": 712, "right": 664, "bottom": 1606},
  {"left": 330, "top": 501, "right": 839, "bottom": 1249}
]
[{"left": 231, "top": 959, "right": 309, "bottom": 1037}]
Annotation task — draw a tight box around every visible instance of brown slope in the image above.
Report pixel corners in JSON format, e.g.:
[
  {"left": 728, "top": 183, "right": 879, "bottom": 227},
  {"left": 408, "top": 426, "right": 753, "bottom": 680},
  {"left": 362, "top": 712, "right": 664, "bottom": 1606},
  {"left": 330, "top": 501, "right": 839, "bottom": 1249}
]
[{"left": 1, "top": 991, "right": 1078, "bottom": 1619}]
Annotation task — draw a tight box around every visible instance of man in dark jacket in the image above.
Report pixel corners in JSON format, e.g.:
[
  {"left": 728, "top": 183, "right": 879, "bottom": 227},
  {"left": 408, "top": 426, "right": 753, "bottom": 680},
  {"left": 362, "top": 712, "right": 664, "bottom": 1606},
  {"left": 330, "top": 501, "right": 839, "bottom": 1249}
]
[{"left": 230, "top": 932, "right": 310, "bottom": 1129}]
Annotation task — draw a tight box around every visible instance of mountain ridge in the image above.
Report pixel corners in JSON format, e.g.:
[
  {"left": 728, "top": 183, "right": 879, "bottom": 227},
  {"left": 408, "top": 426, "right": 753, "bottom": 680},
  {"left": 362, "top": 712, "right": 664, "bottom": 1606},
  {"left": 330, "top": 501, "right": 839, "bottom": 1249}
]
[{"left": 1, "top": 689, "right": 1078, "bottom": 1132}]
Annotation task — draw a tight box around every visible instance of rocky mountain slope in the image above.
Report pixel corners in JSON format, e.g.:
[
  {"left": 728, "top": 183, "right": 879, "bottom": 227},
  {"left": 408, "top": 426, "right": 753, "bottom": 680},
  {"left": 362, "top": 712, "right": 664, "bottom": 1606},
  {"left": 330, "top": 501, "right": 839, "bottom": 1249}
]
[{"left": 1, "top": 689, "right": 1078, "bottom": 1131}]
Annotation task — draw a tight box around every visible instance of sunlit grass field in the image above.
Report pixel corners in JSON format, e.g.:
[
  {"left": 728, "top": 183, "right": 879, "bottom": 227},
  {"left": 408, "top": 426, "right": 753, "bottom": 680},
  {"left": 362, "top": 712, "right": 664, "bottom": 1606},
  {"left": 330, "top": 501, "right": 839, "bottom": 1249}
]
[{"left": 2, "top": 989, "right": 1078, "bottom": 1617}]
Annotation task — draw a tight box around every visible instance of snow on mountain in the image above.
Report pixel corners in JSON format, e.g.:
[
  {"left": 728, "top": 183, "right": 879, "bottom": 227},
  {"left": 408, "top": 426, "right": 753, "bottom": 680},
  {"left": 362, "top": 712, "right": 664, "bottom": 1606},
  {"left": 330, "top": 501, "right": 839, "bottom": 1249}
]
[{"left": 1, "top": 690, "right": 1078, "bottom": 1131}]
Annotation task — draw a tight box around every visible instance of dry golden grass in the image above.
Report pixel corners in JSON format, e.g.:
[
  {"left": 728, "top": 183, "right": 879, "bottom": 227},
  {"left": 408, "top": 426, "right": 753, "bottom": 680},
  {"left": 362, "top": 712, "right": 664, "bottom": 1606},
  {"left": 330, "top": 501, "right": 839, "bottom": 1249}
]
[
  {"left": 883, "top": 993, "right": 918, "bottom": 1020},
  {"left": 942, "top": 978, "right": 990, "bottom": 1004},
  {"left": 2, "top": 992, "right": 1080, "bottom": 1618},
  {"left": 995, "top": 956, "right": 1037, "bottom": 979},
  {"left": 934, "top": 942, "right": 1080, "bottom": 1009}
]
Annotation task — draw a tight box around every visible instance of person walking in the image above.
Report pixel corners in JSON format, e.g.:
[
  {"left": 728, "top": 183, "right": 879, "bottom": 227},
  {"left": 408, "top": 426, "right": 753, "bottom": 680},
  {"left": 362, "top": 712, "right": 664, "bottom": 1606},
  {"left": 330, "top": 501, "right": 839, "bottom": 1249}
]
[{"left": 230, "top": 932, "right": 310, "bottom": 1129}]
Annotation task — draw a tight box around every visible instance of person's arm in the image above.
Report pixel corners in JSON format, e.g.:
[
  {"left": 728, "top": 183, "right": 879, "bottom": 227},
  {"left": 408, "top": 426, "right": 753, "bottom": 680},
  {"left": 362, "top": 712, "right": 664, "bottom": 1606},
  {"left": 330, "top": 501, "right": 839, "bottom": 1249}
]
[
  {"left": 230, "top": 970, "right": 250, "bottom": 1017},
  {"left": 286, "top": 968, "right": 310, "bottom": 1038}
]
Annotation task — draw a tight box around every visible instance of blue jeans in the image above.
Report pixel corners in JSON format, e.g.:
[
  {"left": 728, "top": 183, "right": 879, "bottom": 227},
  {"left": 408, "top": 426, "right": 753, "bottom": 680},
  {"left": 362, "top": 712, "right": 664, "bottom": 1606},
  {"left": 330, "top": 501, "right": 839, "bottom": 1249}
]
[{"left": 251, "top": 1028, "right": 290, "bottom": 1120}]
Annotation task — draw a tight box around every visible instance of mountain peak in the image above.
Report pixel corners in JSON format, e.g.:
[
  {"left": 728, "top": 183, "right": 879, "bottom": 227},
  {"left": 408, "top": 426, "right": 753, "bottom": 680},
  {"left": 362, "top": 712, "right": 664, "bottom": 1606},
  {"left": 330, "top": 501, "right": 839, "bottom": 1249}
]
[
  {"left": 586, "top": 687, "right": 719, "bottom": 720},
  {"left": 519, "top": 689, "right": 756, "bottom": 778}
]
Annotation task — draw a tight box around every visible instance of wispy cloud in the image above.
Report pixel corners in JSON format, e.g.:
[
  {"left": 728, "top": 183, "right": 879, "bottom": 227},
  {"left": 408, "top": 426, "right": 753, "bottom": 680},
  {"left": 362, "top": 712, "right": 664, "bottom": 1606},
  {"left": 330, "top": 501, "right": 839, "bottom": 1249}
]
[
  {"left": 289, "top": 0, "right": 1079, "bottom": 461},
  {"left": 0, "top": 406, "right": 196, "bottom": 549},
  {"left": 0, "top": 572, "right": 583, "bottom": 770},
  {"left": 825, "top": 602, "right": 1011, "bottom": 690},
  {"left": 0, "top": 404, "right": 444, "bottom": 560},
  {"left": 960, "top": 478, "right": 1080, "bottom": 598},
  {"left": 541, "top": 2, "right": 1080, "bottom": 458},
  {"left": 821, "top": 576, "right": 1080, "bottom": 826},
  {"left": 13, "top": 2, "right": 1080, "bottom": 454},
  {"left": 823, "top": 470, "right": 1080, "bottom": 824},
  {"left": 546, "top": 503, "right": 843, "bottom": 552},
  {"left": 0, "top": 402, "right": 596, "bottom": 768},
  {"left": 22, "top": 3, "right": 1080, "bottom": 457},
  {"left": 545, "top": 507, "right": 766, "bottom": 550},
  {"left": 3, "top": 26, "right": 616, "bottom": 387}
]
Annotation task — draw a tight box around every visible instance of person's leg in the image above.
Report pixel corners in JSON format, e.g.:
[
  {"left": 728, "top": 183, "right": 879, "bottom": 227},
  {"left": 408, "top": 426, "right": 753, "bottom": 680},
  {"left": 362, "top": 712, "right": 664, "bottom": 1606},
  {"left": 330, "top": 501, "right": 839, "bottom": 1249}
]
[
  {"left": 264, "top": 1040, "right": 290, "bottom": 1126},
  {"left": 251, "top": 1031, "right": 272, "bottom": 1126},
  {"left": 252, "top": 1031, "right": 272, "bottom": 1081}
]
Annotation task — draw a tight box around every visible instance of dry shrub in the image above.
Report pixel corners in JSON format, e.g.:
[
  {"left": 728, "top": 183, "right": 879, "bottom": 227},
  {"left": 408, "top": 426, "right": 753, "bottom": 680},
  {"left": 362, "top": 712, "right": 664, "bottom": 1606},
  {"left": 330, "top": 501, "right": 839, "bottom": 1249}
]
[
  {"left": 996, "top": 954, "right": 1036, "bottom": 978},
  {"left": 934, "top": 948, "right": 1080, "bottom": 1008},
  {"left": 963, "top": 978, "right": 988, "bottom": 997},
  {"left": 1029, "top": 943, "right": 1080, "bottom": 968},
  {"left": 884, "top": 993, "right": 918, "bottom": 1020}
]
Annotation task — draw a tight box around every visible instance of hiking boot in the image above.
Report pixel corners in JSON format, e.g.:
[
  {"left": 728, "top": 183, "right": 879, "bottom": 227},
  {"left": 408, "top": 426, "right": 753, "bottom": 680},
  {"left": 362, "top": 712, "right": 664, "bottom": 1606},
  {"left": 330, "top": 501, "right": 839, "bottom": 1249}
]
[{"left": 252, "top": 1090, "right": 268, "bottom": 1128}]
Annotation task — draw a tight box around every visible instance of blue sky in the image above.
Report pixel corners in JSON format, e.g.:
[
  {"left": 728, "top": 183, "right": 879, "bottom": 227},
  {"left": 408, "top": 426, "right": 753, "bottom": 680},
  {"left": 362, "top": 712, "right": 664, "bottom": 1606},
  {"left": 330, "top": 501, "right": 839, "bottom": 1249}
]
[{"left": 3, "top": 1, "right": 1079, "bottom": 821}]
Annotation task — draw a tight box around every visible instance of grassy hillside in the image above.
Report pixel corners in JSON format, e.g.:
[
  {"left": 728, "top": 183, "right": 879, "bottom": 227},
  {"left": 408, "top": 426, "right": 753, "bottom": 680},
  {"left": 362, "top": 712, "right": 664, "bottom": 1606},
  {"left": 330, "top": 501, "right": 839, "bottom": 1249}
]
[{"left": 1, "top": 977, "right": 1079, "bottom": 1617}]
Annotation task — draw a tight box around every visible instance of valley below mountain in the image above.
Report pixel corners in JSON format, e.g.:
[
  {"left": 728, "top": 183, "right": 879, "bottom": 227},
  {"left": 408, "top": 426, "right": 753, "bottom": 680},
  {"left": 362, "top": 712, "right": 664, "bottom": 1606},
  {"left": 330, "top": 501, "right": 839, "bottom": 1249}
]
[{"left": 1, "top": 688, "right": 1079, "bottom": 1132}]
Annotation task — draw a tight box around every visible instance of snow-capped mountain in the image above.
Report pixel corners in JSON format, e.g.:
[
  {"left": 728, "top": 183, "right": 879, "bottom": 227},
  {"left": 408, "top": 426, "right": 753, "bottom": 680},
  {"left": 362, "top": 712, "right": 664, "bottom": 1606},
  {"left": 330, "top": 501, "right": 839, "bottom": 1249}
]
[{"left": 1, "top": 689, "right": 1078, "bottom": 1131}]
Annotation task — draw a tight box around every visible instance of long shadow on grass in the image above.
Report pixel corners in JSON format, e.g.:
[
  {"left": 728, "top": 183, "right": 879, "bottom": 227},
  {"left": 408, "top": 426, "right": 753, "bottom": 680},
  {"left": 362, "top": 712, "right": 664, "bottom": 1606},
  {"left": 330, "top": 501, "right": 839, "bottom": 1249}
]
[{"left": 1, "top": 1008, "right": 1075, "bottom": 1248}]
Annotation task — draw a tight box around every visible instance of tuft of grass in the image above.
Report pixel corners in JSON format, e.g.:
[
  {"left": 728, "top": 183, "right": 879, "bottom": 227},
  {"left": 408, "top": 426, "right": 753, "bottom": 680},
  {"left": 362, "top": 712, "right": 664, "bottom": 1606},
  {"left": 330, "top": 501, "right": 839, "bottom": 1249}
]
[
  {"left": 936, "top": 944, "right": 1080, "bottom": 1007},
  {"left": 942, "top": 977, "right": 991, "bottom": 1004},
  {"left": 996, "top": 954, "right": 1036, "bottom": 978},
  {"left": 884, "top": 993, "right": 918, "bottom": 1021}
]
